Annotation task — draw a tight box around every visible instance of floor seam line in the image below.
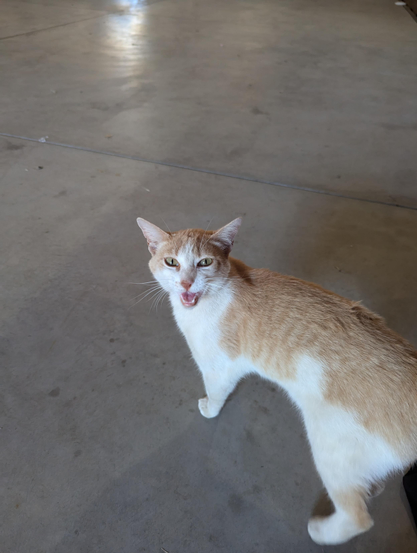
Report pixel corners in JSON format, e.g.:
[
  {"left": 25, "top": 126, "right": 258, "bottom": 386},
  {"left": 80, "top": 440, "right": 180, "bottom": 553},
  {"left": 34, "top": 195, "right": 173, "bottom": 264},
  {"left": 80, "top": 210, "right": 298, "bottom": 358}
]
[
  {"left": 1, "top": 132, "right": 416, "bottom": 212},
  {"left": 0, "top": 11, "right": 120, "bottom": 41}
]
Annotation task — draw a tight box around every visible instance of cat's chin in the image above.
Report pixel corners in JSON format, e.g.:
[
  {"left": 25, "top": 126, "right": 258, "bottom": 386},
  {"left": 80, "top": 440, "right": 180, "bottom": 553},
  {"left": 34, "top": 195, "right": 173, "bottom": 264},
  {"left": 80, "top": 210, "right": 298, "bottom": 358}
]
[{"left": 180, "top": 291, "right": 200, "bottom": 308}]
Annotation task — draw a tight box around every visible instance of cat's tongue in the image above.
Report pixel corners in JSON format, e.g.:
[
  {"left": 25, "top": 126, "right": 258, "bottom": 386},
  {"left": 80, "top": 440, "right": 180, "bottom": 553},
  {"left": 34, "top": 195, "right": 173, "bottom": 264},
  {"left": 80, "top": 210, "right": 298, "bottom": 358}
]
[{"left": 180, "top": 291, "right": 199, "bottom": 307}]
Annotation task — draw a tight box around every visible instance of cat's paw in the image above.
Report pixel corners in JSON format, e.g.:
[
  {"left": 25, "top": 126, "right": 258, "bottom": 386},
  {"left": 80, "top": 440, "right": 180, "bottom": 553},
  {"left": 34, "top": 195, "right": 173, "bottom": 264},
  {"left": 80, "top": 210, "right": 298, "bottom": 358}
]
[
  {"left": 198, "top": 397, "right": 221, "bottom": 418},
  {"left": 308, "top": 514, "right": 373, "bottom": 545},
  {"left": 308, "top": 516, "right": 329, "bottom": 545}
]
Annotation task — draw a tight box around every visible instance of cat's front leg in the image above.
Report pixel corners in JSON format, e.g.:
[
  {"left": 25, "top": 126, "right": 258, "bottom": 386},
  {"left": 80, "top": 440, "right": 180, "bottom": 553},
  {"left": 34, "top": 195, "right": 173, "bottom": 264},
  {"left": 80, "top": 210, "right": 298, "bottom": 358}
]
[{"left": 198, "top": 363, "right": 243, "bottom": 419}]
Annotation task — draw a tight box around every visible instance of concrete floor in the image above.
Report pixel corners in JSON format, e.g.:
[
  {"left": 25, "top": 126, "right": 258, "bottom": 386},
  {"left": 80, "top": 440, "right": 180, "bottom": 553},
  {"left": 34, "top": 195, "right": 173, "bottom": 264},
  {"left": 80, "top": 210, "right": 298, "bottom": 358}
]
[{"left": 1, "top": 1, "right": 417, "bottom": 552}]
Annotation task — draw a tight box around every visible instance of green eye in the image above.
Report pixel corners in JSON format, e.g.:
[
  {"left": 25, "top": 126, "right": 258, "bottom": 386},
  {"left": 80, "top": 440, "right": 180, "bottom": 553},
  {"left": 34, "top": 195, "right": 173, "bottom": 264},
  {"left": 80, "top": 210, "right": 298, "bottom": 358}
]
[
  {"left": 165, "top": 257, "right": 179, "bottom": 267},
  {"left": 197, "top": 258, "right": 213, "bottom": 267}
]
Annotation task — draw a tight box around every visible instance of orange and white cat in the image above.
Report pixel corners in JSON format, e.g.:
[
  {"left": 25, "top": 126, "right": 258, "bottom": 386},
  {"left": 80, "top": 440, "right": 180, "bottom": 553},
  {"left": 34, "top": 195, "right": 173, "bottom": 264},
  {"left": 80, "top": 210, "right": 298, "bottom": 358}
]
[{"left": 137, "top": 216, "right": 417, "bottom": 545}]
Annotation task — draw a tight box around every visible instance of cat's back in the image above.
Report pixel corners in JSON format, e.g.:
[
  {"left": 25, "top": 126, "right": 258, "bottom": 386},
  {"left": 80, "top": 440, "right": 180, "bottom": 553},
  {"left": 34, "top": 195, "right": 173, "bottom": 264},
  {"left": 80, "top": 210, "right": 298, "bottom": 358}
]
[
  {"left": 223, "top": 260, "right": 417, "bottom": 452},
  {"left": 225, "top": 260, "right": 359, "bottom": 345},
  {"left": 228, "top": 259, "right": 413, "bottom": 345},
  {"left": 224, "top": 259, "right": 417, "bottom": 376}
]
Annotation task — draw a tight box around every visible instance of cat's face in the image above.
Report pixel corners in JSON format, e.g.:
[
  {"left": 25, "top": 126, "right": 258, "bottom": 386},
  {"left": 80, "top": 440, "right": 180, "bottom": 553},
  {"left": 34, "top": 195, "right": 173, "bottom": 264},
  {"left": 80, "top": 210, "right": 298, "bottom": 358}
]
[{"left": 137, "top": 218, "right": 241, "bottom": 308}]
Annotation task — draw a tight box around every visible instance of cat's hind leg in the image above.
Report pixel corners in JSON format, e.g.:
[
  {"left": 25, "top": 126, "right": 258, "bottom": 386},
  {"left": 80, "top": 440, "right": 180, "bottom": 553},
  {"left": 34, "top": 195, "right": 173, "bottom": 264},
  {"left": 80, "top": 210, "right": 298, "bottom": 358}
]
[
  {"left": 308, "top": 485, "right": 373, "bottom": 545},
  {"left": 303, "top": 401, "right": 399, "bottom": 544},
  {"left": 198, "top": 362, "right": 244, "bottom": 419}
]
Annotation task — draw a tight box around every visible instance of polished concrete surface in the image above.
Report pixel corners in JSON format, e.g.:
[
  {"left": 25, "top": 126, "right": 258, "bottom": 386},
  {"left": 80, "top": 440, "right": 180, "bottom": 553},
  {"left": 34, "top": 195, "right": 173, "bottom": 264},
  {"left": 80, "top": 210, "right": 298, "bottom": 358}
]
[{"left": 1, "top": 1, "right": 417, "bottom": 552}]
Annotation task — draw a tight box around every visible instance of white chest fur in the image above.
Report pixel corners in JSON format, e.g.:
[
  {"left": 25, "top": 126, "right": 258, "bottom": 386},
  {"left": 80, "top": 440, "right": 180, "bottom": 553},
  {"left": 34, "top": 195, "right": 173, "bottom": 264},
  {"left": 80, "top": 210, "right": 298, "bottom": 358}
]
[{"left": 170, "top": 286, "right": 233, "bottom": 365}]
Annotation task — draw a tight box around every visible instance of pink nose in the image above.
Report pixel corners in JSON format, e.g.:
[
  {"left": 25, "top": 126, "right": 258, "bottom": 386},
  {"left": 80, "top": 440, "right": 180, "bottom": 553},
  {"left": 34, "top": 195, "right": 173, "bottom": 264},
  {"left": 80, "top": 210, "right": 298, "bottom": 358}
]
[{"left": 180, "top": 280, "right": 193, "bottom": 291}]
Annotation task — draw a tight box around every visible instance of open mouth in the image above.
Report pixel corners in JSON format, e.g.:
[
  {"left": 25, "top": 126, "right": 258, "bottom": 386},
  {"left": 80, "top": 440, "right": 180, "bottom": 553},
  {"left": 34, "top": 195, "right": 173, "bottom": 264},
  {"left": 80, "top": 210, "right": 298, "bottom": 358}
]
[{"left": 180, "top": 291, "right": 200, "bottom": 307}]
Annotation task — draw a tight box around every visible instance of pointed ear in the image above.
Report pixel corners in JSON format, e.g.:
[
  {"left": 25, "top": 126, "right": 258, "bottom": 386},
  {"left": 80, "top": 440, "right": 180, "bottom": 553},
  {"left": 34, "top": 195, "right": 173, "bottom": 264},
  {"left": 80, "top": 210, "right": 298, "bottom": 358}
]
[
  {"left": 136, "top": 217, "right": 169, "bottom": 255},
  {"left": 211, "top": 217, "right": 242, "bottom": 254}
]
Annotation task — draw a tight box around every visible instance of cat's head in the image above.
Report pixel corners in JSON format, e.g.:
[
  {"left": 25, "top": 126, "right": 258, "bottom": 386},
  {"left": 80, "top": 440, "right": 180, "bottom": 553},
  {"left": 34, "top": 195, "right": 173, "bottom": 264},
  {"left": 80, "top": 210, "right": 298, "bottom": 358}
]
[{"left": 137, "top": 218, "right": 241, "bottom": 308}]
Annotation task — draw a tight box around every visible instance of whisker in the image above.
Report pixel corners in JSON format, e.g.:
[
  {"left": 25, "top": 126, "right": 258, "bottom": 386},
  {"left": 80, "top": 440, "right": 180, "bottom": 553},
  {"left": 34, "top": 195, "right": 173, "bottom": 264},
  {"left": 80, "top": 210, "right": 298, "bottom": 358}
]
[
  {"left": 199, "top": 216, "right": 216, "bottom": 250},
  {"left": 145, "top": 289, "right": 165, "bottom": 312},
  {"left": 150, "top": 288, "right": 163, "bottom": 308},
  {"left": 159, "top": 291, "right": 168, "bottom": 310},
  {"left": 201, "top": 231, "right": 215, "bottom": 250},
  {"left": 127, "top": 278, "right": 171, "bottom": 285},
  {"left": 133, "top": 286, "right": 160, "bottom": 300},
  {"left": 154, "top": 290, "right": 168, "bottom": 312},
  {"left": 131, "top": 282, "right": 161, "bottom": 296},
  {"left": 159, "top": 215, "right": 172, "bottom": 234},
  {"left": 127, "top": 280, "right": 159, "bottom": 286},
  {"left": 131, "top": 285, "right": 161, "bottom": 302},
  {"left": 129, "top": 286, "right": 162, "bottom": 309},
  {"left": 204, "top": 216, "right": 215, "bottom": 233},
  {"left": 150, "top": 289, "right": 167, "bottom": 313}
]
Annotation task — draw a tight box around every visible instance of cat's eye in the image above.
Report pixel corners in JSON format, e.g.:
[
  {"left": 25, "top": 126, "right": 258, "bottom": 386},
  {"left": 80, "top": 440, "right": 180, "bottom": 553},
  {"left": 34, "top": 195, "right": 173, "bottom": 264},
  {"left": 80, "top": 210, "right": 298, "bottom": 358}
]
[
  {"left": 197, "top": 258, "right": 213, "bottom": 267},
  {"left": 165, "top": 257, "right": 179, "bottom": 267}
]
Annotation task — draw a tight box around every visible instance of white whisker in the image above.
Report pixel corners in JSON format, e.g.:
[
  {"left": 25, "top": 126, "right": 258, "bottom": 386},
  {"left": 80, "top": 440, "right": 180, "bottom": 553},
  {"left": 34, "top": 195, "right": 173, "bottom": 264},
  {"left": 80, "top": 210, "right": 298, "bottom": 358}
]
[
  {"left": 150, "top": 289, "right": 167, "bottom": 313},
  {"left": 154, "top": 290, "right": 168, "bottom": 311},
  {"left": 131, "top": 284, "right": 161, "bottom": 301},
  {"left": 127, "top": 280, "right": 158, "bottom": 286},
  {"left": 127, "top": 278, "right": 171, "bottom": 285},
  {"left": 159, "top": 215, "right": 172, "bottom": 234},
  {"left": 129, "top": 286, "right": 163, "bottom": 309}
]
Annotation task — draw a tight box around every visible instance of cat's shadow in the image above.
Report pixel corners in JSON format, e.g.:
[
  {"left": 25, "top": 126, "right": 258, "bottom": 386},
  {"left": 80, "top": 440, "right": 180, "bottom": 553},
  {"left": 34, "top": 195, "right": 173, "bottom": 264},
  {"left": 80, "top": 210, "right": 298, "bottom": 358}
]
[
  {"left": 52, "top": 377, "right": 416, "bottom": 553},
  {"left": 52, "top": 400, "right": 317, "bottom": 553},
  {"left": 311, "top": 489, "right": 335, "bottom": 518}
]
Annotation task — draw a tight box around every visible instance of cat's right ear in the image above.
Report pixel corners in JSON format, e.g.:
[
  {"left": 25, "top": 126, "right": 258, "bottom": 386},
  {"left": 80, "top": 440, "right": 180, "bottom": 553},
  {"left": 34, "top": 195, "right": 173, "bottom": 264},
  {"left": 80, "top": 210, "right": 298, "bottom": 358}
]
[{"left": 136, "top": 218, "right": 169, "bottom": 256}]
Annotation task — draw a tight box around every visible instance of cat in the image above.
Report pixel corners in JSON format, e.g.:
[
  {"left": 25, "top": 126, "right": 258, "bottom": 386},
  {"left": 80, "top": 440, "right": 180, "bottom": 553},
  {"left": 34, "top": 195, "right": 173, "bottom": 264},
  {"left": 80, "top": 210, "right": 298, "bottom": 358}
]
[{"left": 136, "top": 216, "right": 417, "bottom": 545}]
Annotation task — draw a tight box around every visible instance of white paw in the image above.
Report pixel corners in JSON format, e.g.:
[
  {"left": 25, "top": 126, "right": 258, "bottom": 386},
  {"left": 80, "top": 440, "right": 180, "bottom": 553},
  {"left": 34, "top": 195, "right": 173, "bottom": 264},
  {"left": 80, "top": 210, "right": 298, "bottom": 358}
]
[
  {"left": 308, "top": 514, "right": 372, "bottom": 545},
  {"left": 308, "top": 516, "right": 327, "bottom": 545},
  {"left": 198, "top": 397, "right": 221, "bottom": 418}
]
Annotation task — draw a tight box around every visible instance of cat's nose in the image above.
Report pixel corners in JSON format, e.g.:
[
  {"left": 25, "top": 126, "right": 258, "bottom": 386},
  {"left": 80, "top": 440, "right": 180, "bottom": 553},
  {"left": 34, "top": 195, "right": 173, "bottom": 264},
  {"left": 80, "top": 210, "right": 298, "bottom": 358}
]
[{"left": 180, "top": 280, "right": 193, "bottom": 291}]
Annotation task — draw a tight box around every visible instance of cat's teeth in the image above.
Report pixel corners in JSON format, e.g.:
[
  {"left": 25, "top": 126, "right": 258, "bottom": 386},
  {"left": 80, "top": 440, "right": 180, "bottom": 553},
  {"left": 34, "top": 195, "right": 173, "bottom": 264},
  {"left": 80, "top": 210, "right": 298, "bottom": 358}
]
[{"left": 180, "top": 291, "right": 199, "bottom": 307}]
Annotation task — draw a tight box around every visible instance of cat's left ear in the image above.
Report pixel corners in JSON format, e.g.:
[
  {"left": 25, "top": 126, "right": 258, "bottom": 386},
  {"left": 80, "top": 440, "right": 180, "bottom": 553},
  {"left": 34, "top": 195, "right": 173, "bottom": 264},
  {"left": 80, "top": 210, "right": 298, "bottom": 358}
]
[
  {"left": 212, "top": 217, "right": 242, "bottom": 254},
  {"left": 136, "top": 217, "right": 169, "bottom": 255}
]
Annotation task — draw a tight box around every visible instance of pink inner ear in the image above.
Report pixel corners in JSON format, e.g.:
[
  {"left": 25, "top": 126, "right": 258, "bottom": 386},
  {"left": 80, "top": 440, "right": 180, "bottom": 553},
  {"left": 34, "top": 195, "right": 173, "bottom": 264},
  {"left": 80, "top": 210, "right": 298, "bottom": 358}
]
[
  {"left": 147, "top": 242, "right": 158, "bottom": 255},
  {"left": 137, "top": 218, "right": 169, "bottom": 254},
  {"left": 212, "top": 218, "right": 242, "bottom": 252}
]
